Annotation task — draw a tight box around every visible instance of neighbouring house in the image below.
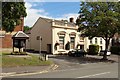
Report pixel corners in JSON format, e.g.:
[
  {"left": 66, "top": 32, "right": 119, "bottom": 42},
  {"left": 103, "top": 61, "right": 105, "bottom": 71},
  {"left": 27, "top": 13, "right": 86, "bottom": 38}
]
[
  {"left": 84, "top": 37, "right": 112, "bottom": 51},
  {"left": 0, "top": 17, "right": 24, "bottom": 49},
  {"left": 112, "top": 33, "right": 120, "bottom": 46},
  {"left": 26, "top": 17, "right": 107, "bottom": 54}
]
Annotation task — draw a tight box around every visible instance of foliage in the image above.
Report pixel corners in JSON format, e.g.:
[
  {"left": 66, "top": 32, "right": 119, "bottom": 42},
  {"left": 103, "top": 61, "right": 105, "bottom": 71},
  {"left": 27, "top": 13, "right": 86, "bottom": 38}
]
[
  {"left": 76, "top": 2, "right": 120, "bottom": 59},
  {"left": 24, "top": 26, "right": 32, "bottom": 32},
  {"left": 65, "top": 41, "right": 70, "bottom": 50},
  {"left": 2, "top": 2, "right": 27, "bottom": 32},
  {"left": 88, "top": 44, "right": 99, "bottom": 55},
  {"left": 110, "top": 46, "right": 120, "bottom": 55}
]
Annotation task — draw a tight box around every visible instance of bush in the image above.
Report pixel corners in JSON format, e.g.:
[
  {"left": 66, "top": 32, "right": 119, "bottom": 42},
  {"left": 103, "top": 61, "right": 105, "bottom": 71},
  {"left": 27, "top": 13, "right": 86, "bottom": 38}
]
[
  {"left": 110, "top": 46, "right": 120, "bottom": 55},
  {"left": 88, "top": 44, "right": 99, "bottom": 55}
]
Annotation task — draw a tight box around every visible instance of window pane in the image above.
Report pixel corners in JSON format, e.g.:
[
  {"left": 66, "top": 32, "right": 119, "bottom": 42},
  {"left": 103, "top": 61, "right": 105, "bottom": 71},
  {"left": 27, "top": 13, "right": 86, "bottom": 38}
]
[
  {"left": 95, "top": 38, "right": 97, "bottom": 44},
  {"left": 70, "top": 37, "right": 75, "bottom": 49},
  {"left": 59, "top": 36, "right": 64, "bottom": 49},
  {"left": 100, "top": 38, "right": 102, "bottom": 44},
  {"left": 90, "top": 39, "right": 92, "bottom": 44}
]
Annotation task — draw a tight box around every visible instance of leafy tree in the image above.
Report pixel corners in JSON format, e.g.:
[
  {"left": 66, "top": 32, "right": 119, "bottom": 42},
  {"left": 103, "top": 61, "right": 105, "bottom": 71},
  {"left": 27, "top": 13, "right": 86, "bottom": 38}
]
[
  {"left": 2, "top": 2, "right": 27, "bottom": 32},
  {"left": 24, "top": 26, "right": 32, "bottom": 32},
  {"left": 76, "top": 2, "right": 120, "bottom": 60}
]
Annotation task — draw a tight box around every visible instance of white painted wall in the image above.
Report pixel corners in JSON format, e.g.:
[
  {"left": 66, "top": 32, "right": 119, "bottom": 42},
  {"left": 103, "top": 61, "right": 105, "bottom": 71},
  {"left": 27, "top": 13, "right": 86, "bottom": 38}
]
[
  {"left": 52, "top": 27, "right": 79, "bottom": 54},
  {"left": 84, "top": 37, "right": 106, "bottom": 51}
]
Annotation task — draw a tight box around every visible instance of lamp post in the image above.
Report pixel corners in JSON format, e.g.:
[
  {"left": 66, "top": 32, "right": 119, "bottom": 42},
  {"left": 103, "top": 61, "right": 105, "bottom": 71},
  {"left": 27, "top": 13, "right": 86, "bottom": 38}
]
[{"left": 39, "top": 36, "right": 42, "bottom": 60}]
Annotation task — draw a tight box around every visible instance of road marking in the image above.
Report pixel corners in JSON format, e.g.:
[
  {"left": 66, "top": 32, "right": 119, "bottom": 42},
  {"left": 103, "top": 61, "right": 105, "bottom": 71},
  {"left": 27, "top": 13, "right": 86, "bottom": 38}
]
[
  {"left": 52, "top": 65, "right": 59, "bottom": 70},
  {"left": 77, "top": 72, "right": 110, "bottom": 78},
  {"left": 2, "top": 70, "right": 49, "bottom": 77}
]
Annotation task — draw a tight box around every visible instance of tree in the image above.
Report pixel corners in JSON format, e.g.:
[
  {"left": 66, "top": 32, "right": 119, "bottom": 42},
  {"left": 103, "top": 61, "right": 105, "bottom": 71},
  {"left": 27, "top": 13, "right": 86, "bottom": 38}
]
[
  {"left": 76, "top": 2, "right": 120, "bottom": 60},
  {"left": 2, "top": 2, "right": 27, "bottom": 32},
  {"left": 24, "top": 26, "right": 32, "bottom": 32}
]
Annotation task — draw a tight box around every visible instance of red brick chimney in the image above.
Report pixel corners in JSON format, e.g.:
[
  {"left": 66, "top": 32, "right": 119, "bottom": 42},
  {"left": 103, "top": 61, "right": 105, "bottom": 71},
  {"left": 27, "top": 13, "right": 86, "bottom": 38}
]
[{"left": 14, "top": 17, "right": 24, "bottom": 32}]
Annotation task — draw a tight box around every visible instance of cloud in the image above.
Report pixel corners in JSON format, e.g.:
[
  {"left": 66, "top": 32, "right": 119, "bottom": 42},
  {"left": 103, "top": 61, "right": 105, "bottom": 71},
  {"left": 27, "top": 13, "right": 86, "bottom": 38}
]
[
  {"left": 24, "top": 2, "right": 79, "bottom": 27},
  {"left": 24, "top": 2, "right": 50, "bottom": 27},
  {"left": 24, "top": 0, "right": 80, "bottom": 2}
]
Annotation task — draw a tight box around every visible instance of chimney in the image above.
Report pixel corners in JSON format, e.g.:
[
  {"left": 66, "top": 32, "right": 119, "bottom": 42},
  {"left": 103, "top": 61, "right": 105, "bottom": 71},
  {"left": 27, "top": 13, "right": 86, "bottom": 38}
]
[{"left": 69, "top": 17, "right": 74, "bottom": 23}]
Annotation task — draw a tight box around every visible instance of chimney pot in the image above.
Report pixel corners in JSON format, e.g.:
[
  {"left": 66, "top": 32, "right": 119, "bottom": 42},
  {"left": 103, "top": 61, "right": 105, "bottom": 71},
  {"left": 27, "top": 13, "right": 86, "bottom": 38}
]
[{"left": 70, "top": 17, "right": 74, "bottom": 23}]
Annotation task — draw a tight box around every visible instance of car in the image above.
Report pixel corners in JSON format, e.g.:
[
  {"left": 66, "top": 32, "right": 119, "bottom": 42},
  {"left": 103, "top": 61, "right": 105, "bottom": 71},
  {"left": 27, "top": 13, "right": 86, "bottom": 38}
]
[
  {"left": 68, "top": 49, "right": 86, "bottom": 57},
  {"left": 99, "top": 50, "right": 111, "bottom": 56}
]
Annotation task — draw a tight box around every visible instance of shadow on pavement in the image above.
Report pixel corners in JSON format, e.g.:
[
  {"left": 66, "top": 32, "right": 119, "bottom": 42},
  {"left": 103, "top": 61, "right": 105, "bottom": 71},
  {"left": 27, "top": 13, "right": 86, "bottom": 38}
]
[{"left": 48, "top": 55, "right": 117, "bottom": 64}]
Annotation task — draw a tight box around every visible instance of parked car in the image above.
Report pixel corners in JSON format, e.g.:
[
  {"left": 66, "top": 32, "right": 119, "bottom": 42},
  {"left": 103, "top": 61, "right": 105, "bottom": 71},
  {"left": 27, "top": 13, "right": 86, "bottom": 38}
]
[
  {"left": 99, "top": 50, "right": 111, "bottom": 56},
  {"left": 68, "top": 49, "right": 86, "bottom": 57}
]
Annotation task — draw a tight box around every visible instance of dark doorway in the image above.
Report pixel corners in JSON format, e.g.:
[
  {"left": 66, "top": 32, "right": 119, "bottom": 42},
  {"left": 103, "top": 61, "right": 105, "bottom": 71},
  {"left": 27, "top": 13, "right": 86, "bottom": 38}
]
[
  {"left": 47, "top": 44, "right": 52, "bottom": 54},
  {"left": 80, "top": 45, "right": 84, "bottom": 50}
]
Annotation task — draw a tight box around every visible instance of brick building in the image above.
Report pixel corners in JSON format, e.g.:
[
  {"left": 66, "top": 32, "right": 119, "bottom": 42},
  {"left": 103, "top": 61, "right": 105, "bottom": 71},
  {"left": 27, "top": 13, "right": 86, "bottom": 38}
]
[{"left": 0, "top": 18, "right": 24, "bottom": 48}]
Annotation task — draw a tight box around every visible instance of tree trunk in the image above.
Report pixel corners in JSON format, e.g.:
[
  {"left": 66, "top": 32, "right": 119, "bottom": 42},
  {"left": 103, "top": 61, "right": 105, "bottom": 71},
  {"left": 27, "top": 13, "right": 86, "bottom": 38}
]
[
  {"left": 19, "top": 48, "right": 21, "bottom": 53},
  {"left": 102, "top": 37, "right": 110, "bottom": 60}
]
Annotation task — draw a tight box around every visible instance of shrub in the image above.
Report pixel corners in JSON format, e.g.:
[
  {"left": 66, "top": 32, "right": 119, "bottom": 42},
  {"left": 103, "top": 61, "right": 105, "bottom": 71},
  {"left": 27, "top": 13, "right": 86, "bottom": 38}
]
[
  {"left": 110, "top": 46, "right": 120, "bottom": 55},
  {"left": 88, "top": 44, "right": 99, "bottom": 55}
]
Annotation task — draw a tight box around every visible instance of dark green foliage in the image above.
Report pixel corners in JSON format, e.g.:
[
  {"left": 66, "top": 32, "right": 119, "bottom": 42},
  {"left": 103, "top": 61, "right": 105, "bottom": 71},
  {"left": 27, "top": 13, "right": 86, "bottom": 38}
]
[
  {"left": 54, "top": 42, "right": 60, "bottom": 50},
  {"left": 76, "top": 2, "right": 120, "bottom": 60},
  {"left": 24, "top": 26, "right": 31, "bottom": 32},
  {"left": 110, "top": 46, "right": 120, "bottom": 55},
  {"left": 65, "top": 41, "right": 70, "bottom": 50},
  {"left": 2, "top": 2, "right": 27, "bottom": 32},
  {"left": 88, "top": 44, "right": 99, "bottom": 55}
]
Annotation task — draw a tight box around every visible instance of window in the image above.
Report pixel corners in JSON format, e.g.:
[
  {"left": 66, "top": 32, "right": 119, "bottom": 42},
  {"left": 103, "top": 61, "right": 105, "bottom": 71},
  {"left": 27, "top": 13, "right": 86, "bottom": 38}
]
[
  {"left": 100, "top": 38, "right": 102, "bottom": 44},
  {"left": 95, "top": 38, "right": 97, "bottom": 44},
  {"left": 100, "top": 46, "right": 102, "bottom": 50},
  {"left": 36, "top": 36, "right": 40, "bottom": 40},
  {"left": 90, "top": 39, "right": 92, "bottom": 44},
  {"left": 70, "top": 37, "right": 75, "bottom": 49},
  {"left": 59, "top": 36, "right": 64, "bottom": 49}
]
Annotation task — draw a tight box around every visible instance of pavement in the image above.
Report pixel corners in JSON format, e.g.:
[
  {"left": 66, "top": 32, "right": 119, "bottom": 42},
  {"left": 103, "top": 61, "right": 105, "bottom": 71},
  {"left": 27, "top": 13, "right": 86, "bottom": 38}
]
[
  {"left": 1, "top": 64, "right": 58, "bottom": 78},
  {"left": 1, "top": 53, "right": 118, "bottom": 78}
]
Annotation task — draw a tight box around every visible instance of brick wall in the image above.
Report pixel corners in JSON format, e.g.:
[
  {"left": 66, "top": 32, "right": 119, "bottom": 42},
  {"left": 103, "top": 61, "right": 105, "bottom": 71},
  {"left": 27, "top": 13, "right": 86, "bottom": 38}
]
[
  {"left": 1, "top": 18, "right": 24, "bottom": 48},
  {"left": 1, "top": 34, "right": 12, "bottom": 48}
]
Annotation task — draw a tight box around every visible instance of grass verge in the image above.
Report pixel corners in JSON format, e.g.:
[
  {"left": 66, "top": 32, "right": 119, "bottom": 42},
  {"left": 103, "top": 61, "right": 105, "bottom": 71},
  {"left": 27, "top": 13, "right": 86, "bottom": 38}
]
[{"left": 2, "top": 52, "right": 53, "bottom": 67}]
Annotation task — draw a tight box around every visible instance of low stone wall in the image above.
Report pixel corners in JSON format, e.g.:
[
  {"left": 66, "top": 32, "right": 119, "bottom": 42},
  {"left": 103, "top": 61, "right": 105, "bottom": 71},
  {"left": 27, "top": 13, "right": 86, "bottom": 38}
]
[{"left": 0, "top": 48, "right": 24, "bottom": 53}]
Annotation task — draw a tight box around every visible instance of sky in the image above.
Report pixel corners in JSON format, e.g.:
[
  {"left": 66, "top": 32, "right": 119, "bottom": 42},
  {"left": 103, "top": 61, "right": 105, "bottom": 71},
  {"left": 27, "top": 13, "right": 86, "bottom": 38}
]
[{"left": 24, "top": 1, "right": 80, "bottom": 27}]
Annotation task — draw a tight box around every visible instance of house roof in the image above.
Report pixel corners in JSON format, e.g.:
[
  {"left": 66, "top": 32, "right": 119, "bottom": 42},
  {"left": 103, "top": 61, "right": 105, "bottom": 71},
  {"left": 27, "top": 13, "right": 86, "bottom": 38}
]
[
  {"left": 12, "top": 31, "right": 29, "bottom": 39},
  {"left": 40, "top": 17, "right": 76, "bottom": 27}
]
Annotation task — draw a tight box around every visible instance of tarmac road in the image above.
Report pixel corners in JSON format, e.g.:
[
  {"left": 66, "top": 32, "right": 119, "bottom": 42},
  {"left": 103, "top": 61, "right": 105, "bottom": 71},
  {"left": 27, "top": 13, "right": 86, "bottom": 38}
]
[{"left": 3, "top": 54, "right": 118, "bottom": 78}]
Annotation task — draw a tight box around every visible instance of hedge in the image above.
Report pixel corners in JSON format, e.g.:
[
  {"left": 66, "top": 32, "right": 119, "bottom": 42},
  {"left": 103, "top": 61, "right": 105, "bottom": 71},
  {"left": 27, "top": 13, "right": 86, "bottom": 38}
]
[
  {"left": 88, "top": 44, "right": 99, "bottom": 55},
  {"left": 110, "top": 46, "right": 120, "bottom": 55}
]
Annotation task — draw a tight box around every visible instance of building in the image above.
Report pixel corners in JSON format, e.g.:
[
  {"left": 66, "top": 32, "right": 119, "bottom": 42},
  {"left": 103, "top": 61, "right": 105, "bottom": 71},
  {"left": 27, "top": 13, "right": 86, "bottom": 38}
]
[
  {"left": 84, "top": 37, "right": 106, "bottom": 51},
  {"left": 112, "top": 33, "right": 120, "bottom": 46},
  {"left": 26, "top": 17, "right": 84, "bottom": 54},
  {"left": 0, "top": 17, "right": 24, "bottom": 48},
  {"left": 26, "top": 17, "right": 107, "bottom": 54}
]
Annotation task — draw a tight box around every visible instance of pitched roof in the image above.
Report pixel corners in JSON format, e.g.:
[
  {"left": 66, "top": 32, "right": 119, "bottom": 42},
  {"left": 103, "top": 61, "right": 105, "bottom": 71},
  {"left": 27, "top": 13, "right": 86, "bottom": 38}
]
[
  {"left": 12, "top": 31, "right": 29, "bottom": 38},
  {"left": 40, "top": 17, "right": 76, "bottom": 27}
]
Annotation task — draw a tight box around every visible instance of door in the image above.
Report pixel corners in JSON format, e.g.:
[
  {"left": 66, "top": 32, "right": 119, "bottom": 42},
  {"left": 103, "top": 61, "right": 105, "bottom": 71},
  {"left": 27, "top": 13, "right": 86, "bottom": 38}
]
[
  {"left": 47, "top": 44, "right": 52, "bottom": 54},
  {"left": 80, "top": 45, "right": 84, "bottom": 50}
]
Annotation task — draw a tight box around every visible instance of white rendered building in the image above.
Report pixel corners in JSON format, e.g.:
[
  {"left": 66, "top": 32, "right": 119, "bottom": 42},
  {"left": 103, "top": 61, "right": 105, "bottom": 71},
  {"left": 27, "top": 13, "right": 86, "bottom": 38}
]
[{"left": 26, "top": 17, "right": 106, "bottom": 54}]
